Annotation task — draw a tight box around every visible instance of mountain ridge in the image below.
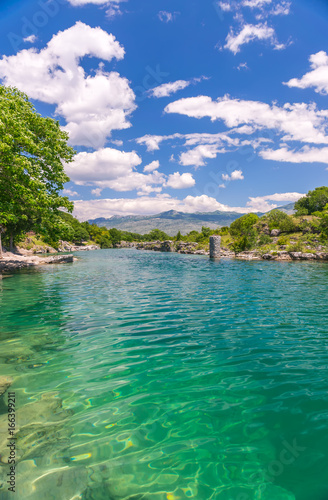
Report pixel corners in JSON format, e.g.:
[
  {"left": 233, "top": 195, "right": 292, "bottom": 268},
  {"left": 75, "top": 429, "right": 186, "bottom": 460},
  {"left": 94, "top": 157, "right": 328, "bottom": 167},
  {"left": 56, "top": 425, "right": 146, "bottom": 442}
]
[{"left": 88, "top": 203, "right": 295, "bottom": 235}]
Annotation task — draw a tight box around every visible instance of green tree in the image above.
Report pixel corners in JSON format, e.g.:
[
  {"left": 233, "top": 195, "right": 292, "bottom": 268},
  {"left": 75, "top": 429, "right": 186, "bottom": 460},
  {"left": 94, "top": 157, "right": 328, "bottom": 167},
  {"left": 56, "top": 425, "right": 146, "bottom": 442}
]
[
  {"left": 176, "top": 230, "right": 182, "bottom": 241},
  {"left": 109, "top": 228, "right": 122, "bottom": 246},
  {"left": 201, "top": 226, "right": 211, "bottom": 238},
  {"left": 0, "top": 85, "right": 75, "bottom": 253},
  {"left": 230, "top": 213, "right": 259, "bottom": 252},
  {"left": 295, "top": 187, "right": 328, "bottom": 215},
  {"left": 264, "top": 210, "right": 296, "bottom": 233}
]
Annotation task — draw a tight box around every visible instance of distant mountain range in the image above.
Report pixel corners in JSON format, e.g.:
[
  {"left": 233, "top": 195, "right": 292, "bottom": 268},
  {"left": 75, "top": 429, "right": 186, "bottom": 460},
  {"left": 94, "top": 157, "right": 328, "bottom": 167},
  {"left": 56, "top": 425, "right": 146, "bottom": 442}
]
[{"left": 89, "top": 203, "right": 295, "bottom": 235}]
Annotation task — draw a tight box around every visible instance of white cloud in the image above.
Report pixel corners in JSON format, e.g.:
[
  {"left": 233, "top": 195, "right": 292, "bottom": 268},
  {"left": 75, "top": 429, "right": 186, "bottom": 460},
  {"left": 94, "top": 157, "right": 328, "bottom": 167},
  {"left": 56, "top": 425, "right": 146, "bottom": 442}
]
[
  {"left": 0, "top": 22, "right": 135, "bottom": 149},
  {"left": 149, "top": 80, "right": 190, "bottom": 98},
  {"left": 136, "top": 129, "right": 274, "bottom": 167},
  {"left": 222, "top": 169, "right": 244, "bottom": 181},
  {"left": 270, "top": 1, "right": 291, "bottom": 16},
  {"left": 284, "top": 51, "right": 328, "bottom": 95},
  {"left": 63, "top": 188, "right": 79, "bottom": 197},
  {"left": 166, "top": 172, "right": 196, "bottom": 189},
  {"left": 225, "top": 23, "right": 284, "bottom": 54},
  {"left": 73, "top": 194, "right": 237, "bottom": 220},
  {"left": 260, "top": 145, "right": 328, "bottom": 164},
  {"left": 136, "top": 133, "right": 183, "bottom": 152},
  {"left": 67, "top": 0, "right": 123, "bottom": 5},
  {"left": 143, "top": 160, "right": 160, "bottom": 172},
  {"left": 242, "top": 0, "right": 272, "bottom": 8},
  {"left": 91, "top": 188, "right": 103, "bottom": 197},
  {"left": 179, "top": 145, "right": 225, "bottom": 167},
  {"left": 246, "top": 192, "right": 304, "bottom": 212},
  {"left": 23, "top": 35, "right": 37, "bottom": 43},
  {"left": 218, "top": 0, "right": 290, "bottom": 15},
  {"left": 165, "top": 95, "right": 328, "bottom": 145},
  {"left": 73, "top": 190, "right": 302, "bottom": 220},
  {"left": 237, "top": 62, "right": 249, "bottom": 70},
  {"left": 149, "top": 77, "right": 208, "bottom": 98},
  {"left": 219, "top": 184, "right": 226, "bottom": 188},
  {"left": 158, "top": 11, "right": 178, "bottom": 22},
  {"left": 65, "top": 147, "right": 142, "bottom": 187}
]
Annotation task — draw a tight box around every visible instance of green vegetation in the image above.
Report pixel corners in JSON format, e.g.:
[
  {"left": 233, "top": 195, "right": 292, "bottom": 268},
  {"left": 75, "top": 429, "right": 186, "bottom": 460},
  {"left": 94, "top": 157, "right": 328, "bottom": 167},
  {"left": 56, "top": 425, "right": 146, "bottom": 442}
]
[
  {"left": 0, "top": 85, "right": 75, "bottom": 254},
  {"left": 294, "top": 186, "right": 328, "bottom": 215}
]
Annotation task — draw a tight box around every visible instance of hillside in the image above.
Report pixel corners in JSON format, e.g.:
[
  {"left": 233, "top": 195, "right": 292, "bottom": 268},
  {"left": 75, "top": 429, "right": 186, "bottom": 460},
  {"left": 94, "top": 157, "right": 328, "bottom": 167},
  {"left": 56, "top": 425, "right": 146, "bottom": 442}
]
[{"left": 89, "top": 205, "right": 294, "bottom": 235}]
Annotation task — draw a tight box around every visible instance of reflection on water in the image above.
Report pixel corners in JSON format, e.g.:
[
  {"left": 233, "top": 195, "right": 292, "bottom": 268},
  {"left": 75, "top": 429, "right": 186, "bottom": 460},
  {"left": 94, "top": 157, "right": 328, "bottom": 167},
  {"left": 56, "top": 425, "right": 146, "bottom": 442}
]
[{"left": 1, "top": 250, "right": 328, "bottom": 499}]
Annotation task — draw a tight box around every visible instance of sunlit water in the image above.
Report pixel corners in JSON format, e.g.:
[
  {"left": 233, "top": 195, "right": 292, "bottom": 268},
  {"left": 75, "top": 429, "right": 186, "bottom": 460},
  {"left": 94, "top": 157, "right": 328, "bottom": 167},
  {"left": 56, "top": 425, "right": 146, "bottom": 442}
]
[{"left": 1, "top": 249, "right": 328, "bottom": 500}]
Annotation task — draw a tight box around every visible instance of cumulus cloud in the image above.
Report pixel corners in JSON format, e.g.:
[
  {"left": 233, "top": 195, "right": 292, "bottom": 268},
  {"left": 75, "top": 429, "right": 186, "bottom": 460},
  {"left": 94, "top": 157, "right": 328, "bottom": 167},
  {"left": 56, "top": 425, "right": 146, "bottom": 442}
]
[
  {"left": 149, "top": 80, "right": 190, "bottom": 98},
  {"left": 166, "top": 172, "right": 196, "bottom": 189},
  {"left": 260, "top": 145, "right": 328, "bottom": 164},
  {"left": 0, "top": 22, "right": 136, "bottom": 148},
  {"left": 165, "top": 95, "right": 328, "bottom": 145},
  {"left": 246, "top": 192, "right": 304, "bottom": 211},
  {"left": 91, "top": 188, "right": 103, "bottom": 197},
  {"left": 65, "top": 148, "right": 195, "bottom": 194},
  {"left": 225, "top": 23, "right": 284, "bottom": 54},
  {"left": 23, "top": 35, "right": 37, "bottom": 43},
  {"left": 65, "top": 147, "right": 142, "bottom": 187},
  {"left": 148, "top": 77, "right": 208, "bottom": 98},
  {"left": 73, "top": 194, "right": 237, "bottom": 220},
  {"left": 63, "top": 188, "right": 79, "bottom": 197},
  {"left": 179, "top": 145, "right": 226, "bottom": 167},
  {"left": 136, "top": 129, "right": 273, "bottom": 167},
  {"left": 218, "top": 0, "right": 290, "bottom": 16},
  {"left": 143, "top": 160, "right": 160, "bottom": 172},
  {"left": 284, "top": 51, "right": 328, "bottom": 95},
  {"left": 73, "top": 191, "right": 302, "bottom": 220},
  {"left": 67, "top": 0, "right": 124, "bottom": 5},
  {"left": 222, "top": 169, "right": 244, "bottom": 181}
]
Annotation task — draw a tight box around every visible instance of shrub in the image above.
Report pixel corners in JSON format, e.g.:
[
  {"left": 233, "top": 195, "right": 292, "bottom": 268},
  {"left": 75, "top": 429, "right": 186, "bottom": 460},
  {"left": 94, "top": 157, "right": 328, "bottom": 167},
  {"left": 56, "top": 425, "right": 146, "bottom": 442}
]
[
  {"left": 295, "top": 186, "right": 328, "bottom": 215},
  {"left": 263, "top": 210, "right": 296, "bottom": 232},
  {"left": 258, "top": 234, "right": 272, "bottom": 246}
]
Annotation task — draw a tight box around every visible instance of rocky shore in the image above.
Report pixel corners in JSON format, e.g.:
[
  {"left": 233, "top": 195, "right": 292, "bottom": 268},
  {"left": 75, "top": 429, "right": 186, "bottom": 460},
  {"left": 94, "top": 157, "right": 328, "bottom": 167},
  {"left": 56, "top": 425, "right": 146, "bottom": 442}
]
[
  {"left": 0, "top": 241, "right": 100, "bottom": 274},
  {"left": 134, "top": 240, "right": 328, "bottom": 261},
  {"left": 0, "top": 252, "right": 75, "bottom": 273}
]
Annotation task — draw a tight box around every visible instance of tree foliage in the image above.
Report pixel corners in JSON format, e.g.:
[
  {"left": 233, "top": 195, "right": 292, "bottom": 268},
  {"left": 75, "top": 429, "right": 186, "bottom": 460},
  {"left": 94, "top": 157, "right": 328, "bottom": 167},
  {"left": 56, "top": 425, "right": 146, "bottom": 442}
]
[
  {"left": 262, "top": 210, "right": 296, "bottom": 232},
  {"left": 0, "top": 85, "right": 75, "bottom": 250},
  {"left": 295, "top": 187, "right": 328, "bottom": 215}
]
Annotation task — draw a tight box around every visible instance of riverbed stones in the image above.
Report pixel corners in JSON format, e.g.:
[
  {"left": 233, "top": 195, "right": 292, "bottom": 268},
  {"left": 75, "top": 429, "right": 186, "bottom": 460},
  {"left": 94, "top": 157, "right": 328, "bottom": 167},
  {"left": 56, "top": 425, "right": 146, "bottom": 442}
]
[
  {"left": 209, "top": 236, "right": 221, "bottom": 259},
  {"left": 0, "top": 376, "right": 13, "bottom": 397},
  {"left": 0, "top": 393, "right": 73, "bottom": 464}
]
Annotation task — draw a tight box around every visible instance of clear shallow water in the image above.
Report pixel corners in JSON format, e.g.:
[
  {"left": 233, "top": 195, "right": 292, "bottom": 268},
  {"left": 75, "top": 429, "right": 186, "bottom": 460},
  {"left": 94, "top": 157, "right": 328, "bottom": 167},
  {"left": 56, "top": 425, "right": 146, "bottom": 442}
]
[{"left": 1, "top": 249, "right": 328, "bottom": 499}]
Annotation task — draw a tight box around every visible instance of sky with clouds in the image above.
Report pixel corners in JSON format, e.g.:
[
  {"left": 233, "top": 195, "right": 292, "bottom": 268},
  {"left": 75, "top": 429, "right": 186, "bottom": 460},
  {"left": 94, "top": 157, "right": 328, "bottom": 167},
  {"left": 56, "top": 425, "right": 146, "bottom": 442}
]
[{"left": 0, "top": 0, "right": 328, "bottom": 219}]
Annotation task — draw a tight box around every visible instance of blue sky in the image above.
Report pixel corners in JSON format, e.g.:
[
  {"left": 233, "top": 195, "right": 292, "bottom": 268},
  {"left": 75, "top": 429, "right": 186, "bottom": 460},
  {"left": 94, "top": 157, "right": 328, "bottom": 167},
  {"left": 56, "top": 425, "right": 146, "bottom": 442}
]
[{"left": 1, "top": 0, "right": 328, "bottom": 219}]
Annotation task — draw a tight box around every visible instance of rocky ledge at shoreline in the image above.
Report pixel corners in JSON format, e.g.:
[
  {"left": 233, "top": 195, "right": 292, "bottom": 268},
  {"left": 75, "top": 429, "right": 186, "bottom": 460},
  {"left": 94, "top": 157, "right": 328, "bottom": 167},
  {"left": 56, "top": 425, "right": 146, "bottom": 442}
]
[
  {"left": 0, "top": 252, "right": 74, "bottom": 273},
  {"left": 134, "top": 240, "right": 328, "bottom": 262}
]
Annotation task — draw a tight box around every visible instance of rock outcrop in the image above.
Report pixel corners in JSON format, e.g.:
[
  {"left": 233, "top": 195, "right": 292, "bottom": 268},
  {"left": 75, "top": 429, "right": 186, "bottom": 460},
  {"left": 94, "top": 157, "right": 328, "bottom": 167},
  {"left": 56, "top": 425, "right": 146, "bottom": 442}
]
[
  {"left": 58, "top": 241, "right": 100, "bottom": 252},
  {"left": 0, "top": 253, "right": 74, "bottom": 272}
]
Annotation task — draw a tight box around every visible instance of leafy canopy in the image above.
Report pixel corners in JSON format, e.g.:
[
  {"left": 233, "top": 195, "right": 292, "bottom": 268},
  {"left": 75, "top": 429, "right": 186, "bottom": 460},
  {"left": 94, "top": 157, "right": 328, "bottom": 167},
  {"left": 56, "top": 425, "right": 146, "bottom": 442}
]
[
  {"left": 295, "top": 187, "right": 328, "bottom": 215},
  {"left": 0, "top": 85, "right": 75, "bottom": 244}
]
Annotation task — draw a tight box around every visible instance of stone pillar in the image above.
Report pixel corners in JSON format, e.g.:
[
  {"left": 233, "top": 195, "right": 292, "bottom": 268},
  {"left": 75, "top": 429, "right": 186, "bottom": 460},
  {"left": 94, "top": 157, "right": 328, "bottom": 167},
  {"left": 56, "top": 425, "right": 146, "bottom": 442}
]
[{"left": 209, "top": 236, "right": 221, "bottom": 259}]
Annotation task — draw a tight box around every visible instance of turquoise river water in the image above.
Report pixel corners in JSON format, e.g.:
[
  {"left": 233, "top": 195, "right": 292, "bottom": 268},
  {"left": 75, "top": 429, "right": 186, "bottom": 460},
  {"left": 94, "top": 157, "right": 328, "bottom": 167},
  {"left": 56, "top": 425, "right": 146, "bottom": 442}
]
[{"left": 0, "top": 249, "right": 328, "bottom": 500}]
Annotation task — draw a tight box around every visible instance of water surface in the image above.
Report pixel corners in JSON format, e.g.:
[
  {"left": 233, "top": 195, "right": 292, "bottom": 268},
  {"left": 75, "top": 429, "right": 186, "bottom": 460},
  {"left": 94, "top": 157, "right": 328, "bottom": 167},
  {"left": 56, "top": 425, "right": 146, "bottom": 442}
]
[{"left": 0, "top": 249, "right": 328, "bottom": 499}]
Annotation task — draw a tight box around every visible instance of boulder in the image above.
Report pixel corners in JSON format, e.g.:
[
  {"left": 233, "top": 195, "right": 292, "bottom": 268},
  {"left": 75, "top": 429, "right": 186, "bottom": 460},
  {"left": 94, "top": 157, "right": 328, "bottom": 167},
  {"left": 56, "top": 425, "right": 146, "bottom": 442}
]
[
  {"left": 0, "top": 376, "right": 13, "bottom": 397},
  {"left": 270, "top": 229, "right": 281, "bottom": 237},
  {"left": 160, "top": 241, "right": 174, "bottom": 252}
]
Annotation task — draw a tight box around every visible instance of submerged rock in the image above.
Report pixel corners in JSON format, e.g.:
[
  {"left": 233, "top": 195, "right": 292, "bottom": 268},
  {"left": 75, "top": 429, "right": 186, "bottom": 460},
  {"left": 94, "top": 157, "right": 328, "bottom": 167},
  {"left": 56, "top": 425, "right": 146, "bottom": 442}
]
[
  {"left": 0, "top": 393, "right": 73, "bottom": 464},
  {"left": 0, "top": 376, "right": 13, "bottom": 397}
]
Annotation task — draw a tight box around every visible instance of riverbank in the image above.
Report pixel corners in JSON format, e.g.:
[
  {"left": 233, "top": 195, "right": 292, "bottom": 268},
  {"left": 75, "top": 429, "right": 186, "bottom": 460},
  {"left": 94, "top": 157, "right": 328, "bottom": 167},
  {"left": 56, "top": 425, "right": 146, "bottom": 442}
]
[
  {"left": 0, "top": 241, "right": 101, "bottom": 274},
  {"left": 134, "top": 240, "right": 328, "bottom": 261},
  {"left": 0, "top": 252, "right": 75, "bottom": 273}
]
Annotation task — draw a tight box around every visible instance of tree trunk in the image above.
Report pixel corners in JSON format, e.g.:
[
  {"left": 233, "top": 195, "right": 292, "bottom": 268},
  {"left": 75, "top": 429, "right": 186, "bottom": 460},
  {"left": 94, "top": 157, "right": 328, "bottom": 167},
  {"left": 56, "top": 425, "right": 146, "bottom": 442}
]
[{"left": 9, "top": 234, "right": 14, "bottom": 252}]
